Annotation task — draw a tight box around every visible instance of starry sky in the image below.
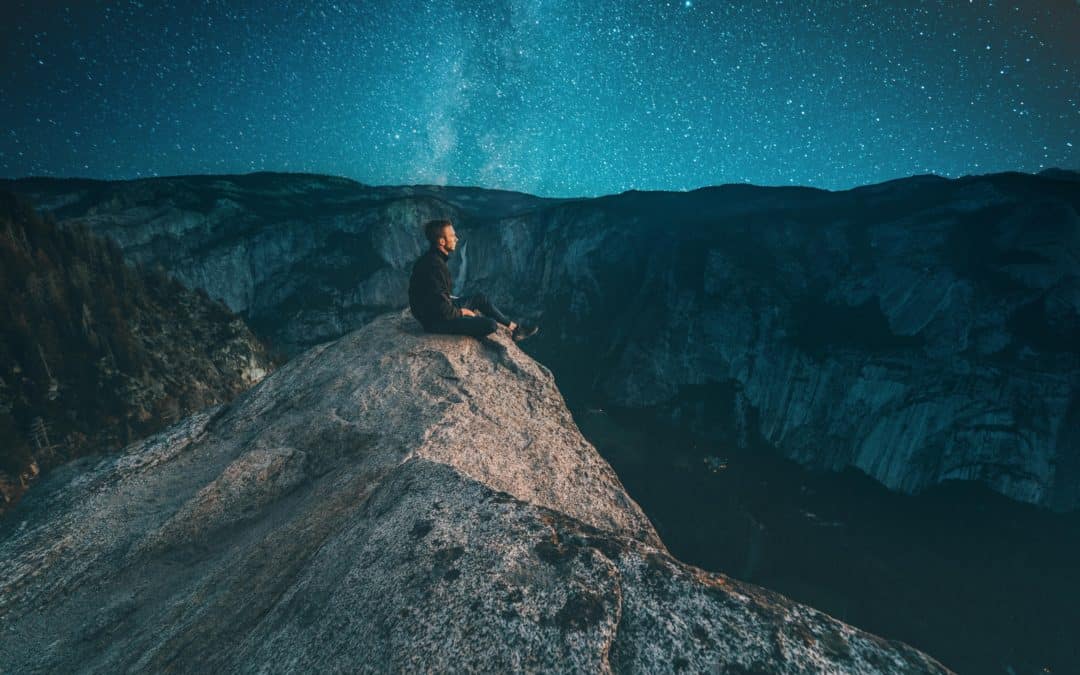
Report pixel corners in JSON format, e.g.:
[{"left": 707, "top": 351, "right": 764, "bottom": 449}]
[{"left": 1, "top": 0, "right": 1077, "bottom": 198}]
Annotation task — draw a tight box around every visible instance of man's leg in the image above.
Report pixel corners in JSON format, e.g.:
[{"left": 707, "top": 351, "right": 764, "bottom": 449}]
[
  {"left": 428, "top": 315, "right": 498, "bottom": 338},
  {"left": 460, "top": 293, "right": 512, "bottom": 327}
]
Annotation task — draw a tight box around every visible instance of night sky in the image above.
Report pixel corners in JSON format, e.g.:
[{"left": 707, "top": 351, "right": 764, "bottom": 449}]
[{"left": 2, "top": 0, "right": 1077, "bottom": 198}]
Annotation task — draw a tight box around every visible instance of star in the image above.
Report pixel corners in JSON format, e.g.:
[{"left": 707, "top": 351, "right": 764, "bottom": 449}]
[{"left": 0, "top": 0, "right": 1075, "bottom": 195}]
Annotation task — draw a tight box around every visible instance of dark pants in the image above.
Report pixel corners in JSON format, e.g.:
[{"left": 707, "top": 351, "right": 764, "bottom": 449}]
[{"left": 427, "top": 293, "right": 511, "bottom": 338}]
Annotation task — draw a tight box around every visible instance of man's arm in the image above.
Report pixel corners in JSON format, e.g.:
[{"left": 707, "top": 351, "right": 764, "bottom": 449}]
[{"left": 427, "top": 266, "right": 461, "bottom": 321}]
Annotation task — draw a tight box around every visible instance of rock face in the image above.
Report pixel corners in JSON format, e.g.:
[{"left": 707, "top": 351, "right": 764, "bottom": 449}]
[
  {"left": 3, "top": 170, "right": 1077, "bottom": 511},
  {"left": 463, "top": 173, "right": 1080, "bottom": 513},
  {"left": 0, "top": 310, "right": 949, "bottom": 673},
  {"left": 0, "top": 173, "right": 571, "bottom": 354}
]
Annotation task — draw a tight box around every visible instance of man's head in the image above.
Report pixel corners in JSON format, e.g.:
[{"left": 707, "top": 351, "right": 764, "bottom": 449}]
[{"left": 424, "top": 218, "right": 457, "bottom": 255}]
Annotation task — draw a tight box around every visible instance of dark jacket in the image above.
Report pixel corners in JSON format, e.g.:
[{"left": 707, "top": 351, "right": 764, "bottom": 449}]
[{"left": 408, "top": 246, "right": 460, "bottom": 329}]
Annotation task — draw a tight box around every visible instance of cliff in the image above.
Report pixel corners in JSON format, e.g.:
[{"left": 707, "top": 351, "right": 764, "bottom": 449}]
[
  {"left": 2, "top": 170, "right": 1076, "bottom": 511},
  {"left": 0, "top": 310, "right": 949, "bottom": 673},
  {"left": 0, "top": 173, "right": 570, "bottom": 353}
]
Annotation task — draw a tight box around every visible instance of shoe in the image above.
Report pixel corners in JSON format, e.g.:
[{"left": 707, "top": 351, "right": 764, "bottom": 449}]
[{"left": 511, "top": 323, "right": 539, "bottom": 343}]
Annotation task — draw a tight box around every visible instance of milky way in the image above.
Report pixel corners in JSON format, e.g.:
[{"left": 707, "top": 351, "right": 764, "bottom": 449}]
[{"left": 1, "top": 0, "right": 1077, "bottom": 197}]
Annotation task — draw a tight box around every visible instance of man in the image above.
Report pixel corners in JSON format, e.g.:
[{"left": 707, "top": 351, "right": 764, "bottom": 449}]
[{"left": 408, "top": 218, "right": 539, "bottom": 341}]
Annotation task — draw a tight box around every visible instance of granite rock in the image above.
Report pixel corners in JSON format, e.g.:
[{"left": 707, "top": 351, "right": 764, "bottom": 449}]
[{"left": 0, "top": 310, "right": 949, "bottom": 673}]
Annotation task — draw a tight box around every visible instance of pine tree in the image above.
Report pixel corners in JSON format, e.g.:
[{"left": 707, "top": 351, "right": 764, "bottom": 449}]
[{"left": 29, "top": 416, "right": 51, "bottom": 451}]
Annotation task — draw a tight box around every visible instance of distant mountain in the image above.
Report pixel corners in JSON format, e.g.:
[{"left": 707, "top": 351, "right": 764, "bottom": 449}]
[
  {"left": 2, "top": 170, "right": 1076, "bottom": 513},
  {"left": 0, "top": 191, "right": 278, "bottom": 513},
  {"left": 1037, "top": 167, "right": 1080, "bottom": 182}
]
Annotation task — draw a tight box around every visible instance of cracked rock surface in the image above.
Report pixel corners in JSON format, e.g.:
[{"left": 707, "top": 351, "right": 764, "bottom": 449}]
[{"left": 0, "top": 310, "right": 950, "bottom": 673}]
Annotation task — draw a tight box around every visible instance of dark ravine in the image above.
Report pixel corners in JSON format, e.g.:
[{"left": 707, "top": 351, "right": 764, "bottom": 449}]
[
  {"left": 3, "top": 169, "right": 1076, "bottom": 511},
  {"left": 0, "top": 311, "right": 951, "bottom": 673},
  {"left": 577, "top": 403, "right": 1080, "bottom": 675}
]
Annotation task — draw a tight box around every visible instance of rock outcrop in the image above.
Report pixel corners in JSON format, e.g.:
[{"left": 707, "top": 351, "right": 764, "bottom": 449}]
[
  {"left": 0, "top": 310, "right": 949, "bottom": 673},
  {"left": 3, "top": 170, "right": 1075, "bottom": 511}
]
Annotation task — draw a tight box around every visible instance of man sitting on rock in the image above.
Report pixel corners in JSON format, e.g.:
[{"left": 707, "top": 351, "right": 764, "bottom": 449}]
[{"left": 408, "top": 218, "right": 539, "bottom": 342}]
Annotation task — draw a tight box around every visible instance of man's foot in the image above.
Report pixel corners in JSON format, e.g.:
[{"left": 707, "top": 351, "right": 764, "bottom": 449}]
[{"left": 511, "top": 323, "right": 539, "bottom": 343}]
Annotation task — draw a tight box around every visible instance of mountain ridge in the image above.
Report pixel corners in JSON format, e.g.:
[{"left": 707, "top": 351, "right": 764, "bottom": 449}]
[{"left": 1, "top": 169, "right": 1075, "bottom": 512}]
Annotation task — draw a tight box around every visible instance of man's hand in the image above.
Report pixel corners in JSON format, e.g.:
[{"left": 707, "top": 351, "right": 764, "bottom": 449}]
[{"left": 460, "top": 308, "right": 478, "bottom": 317}]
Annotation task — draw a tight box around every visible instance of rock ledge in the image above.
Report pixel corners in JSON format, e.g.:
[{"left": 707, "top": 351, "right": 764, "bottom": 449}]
[{"left": 0, "top": 310, "right": 950, "bottom": 673}]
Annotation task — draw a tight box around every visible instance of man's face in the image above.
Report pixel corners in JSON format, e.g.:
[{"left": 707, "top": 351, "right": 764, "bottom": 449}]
[{"left": 440, "top": 224, "right": 458, "bottom": 252}]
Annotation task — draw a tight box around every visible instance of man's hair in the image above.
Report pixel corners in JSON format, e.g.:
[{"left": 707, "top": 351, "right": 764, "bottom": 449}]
[{"left": 424, "top": 219, "right": 453, "bottom": 245}]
